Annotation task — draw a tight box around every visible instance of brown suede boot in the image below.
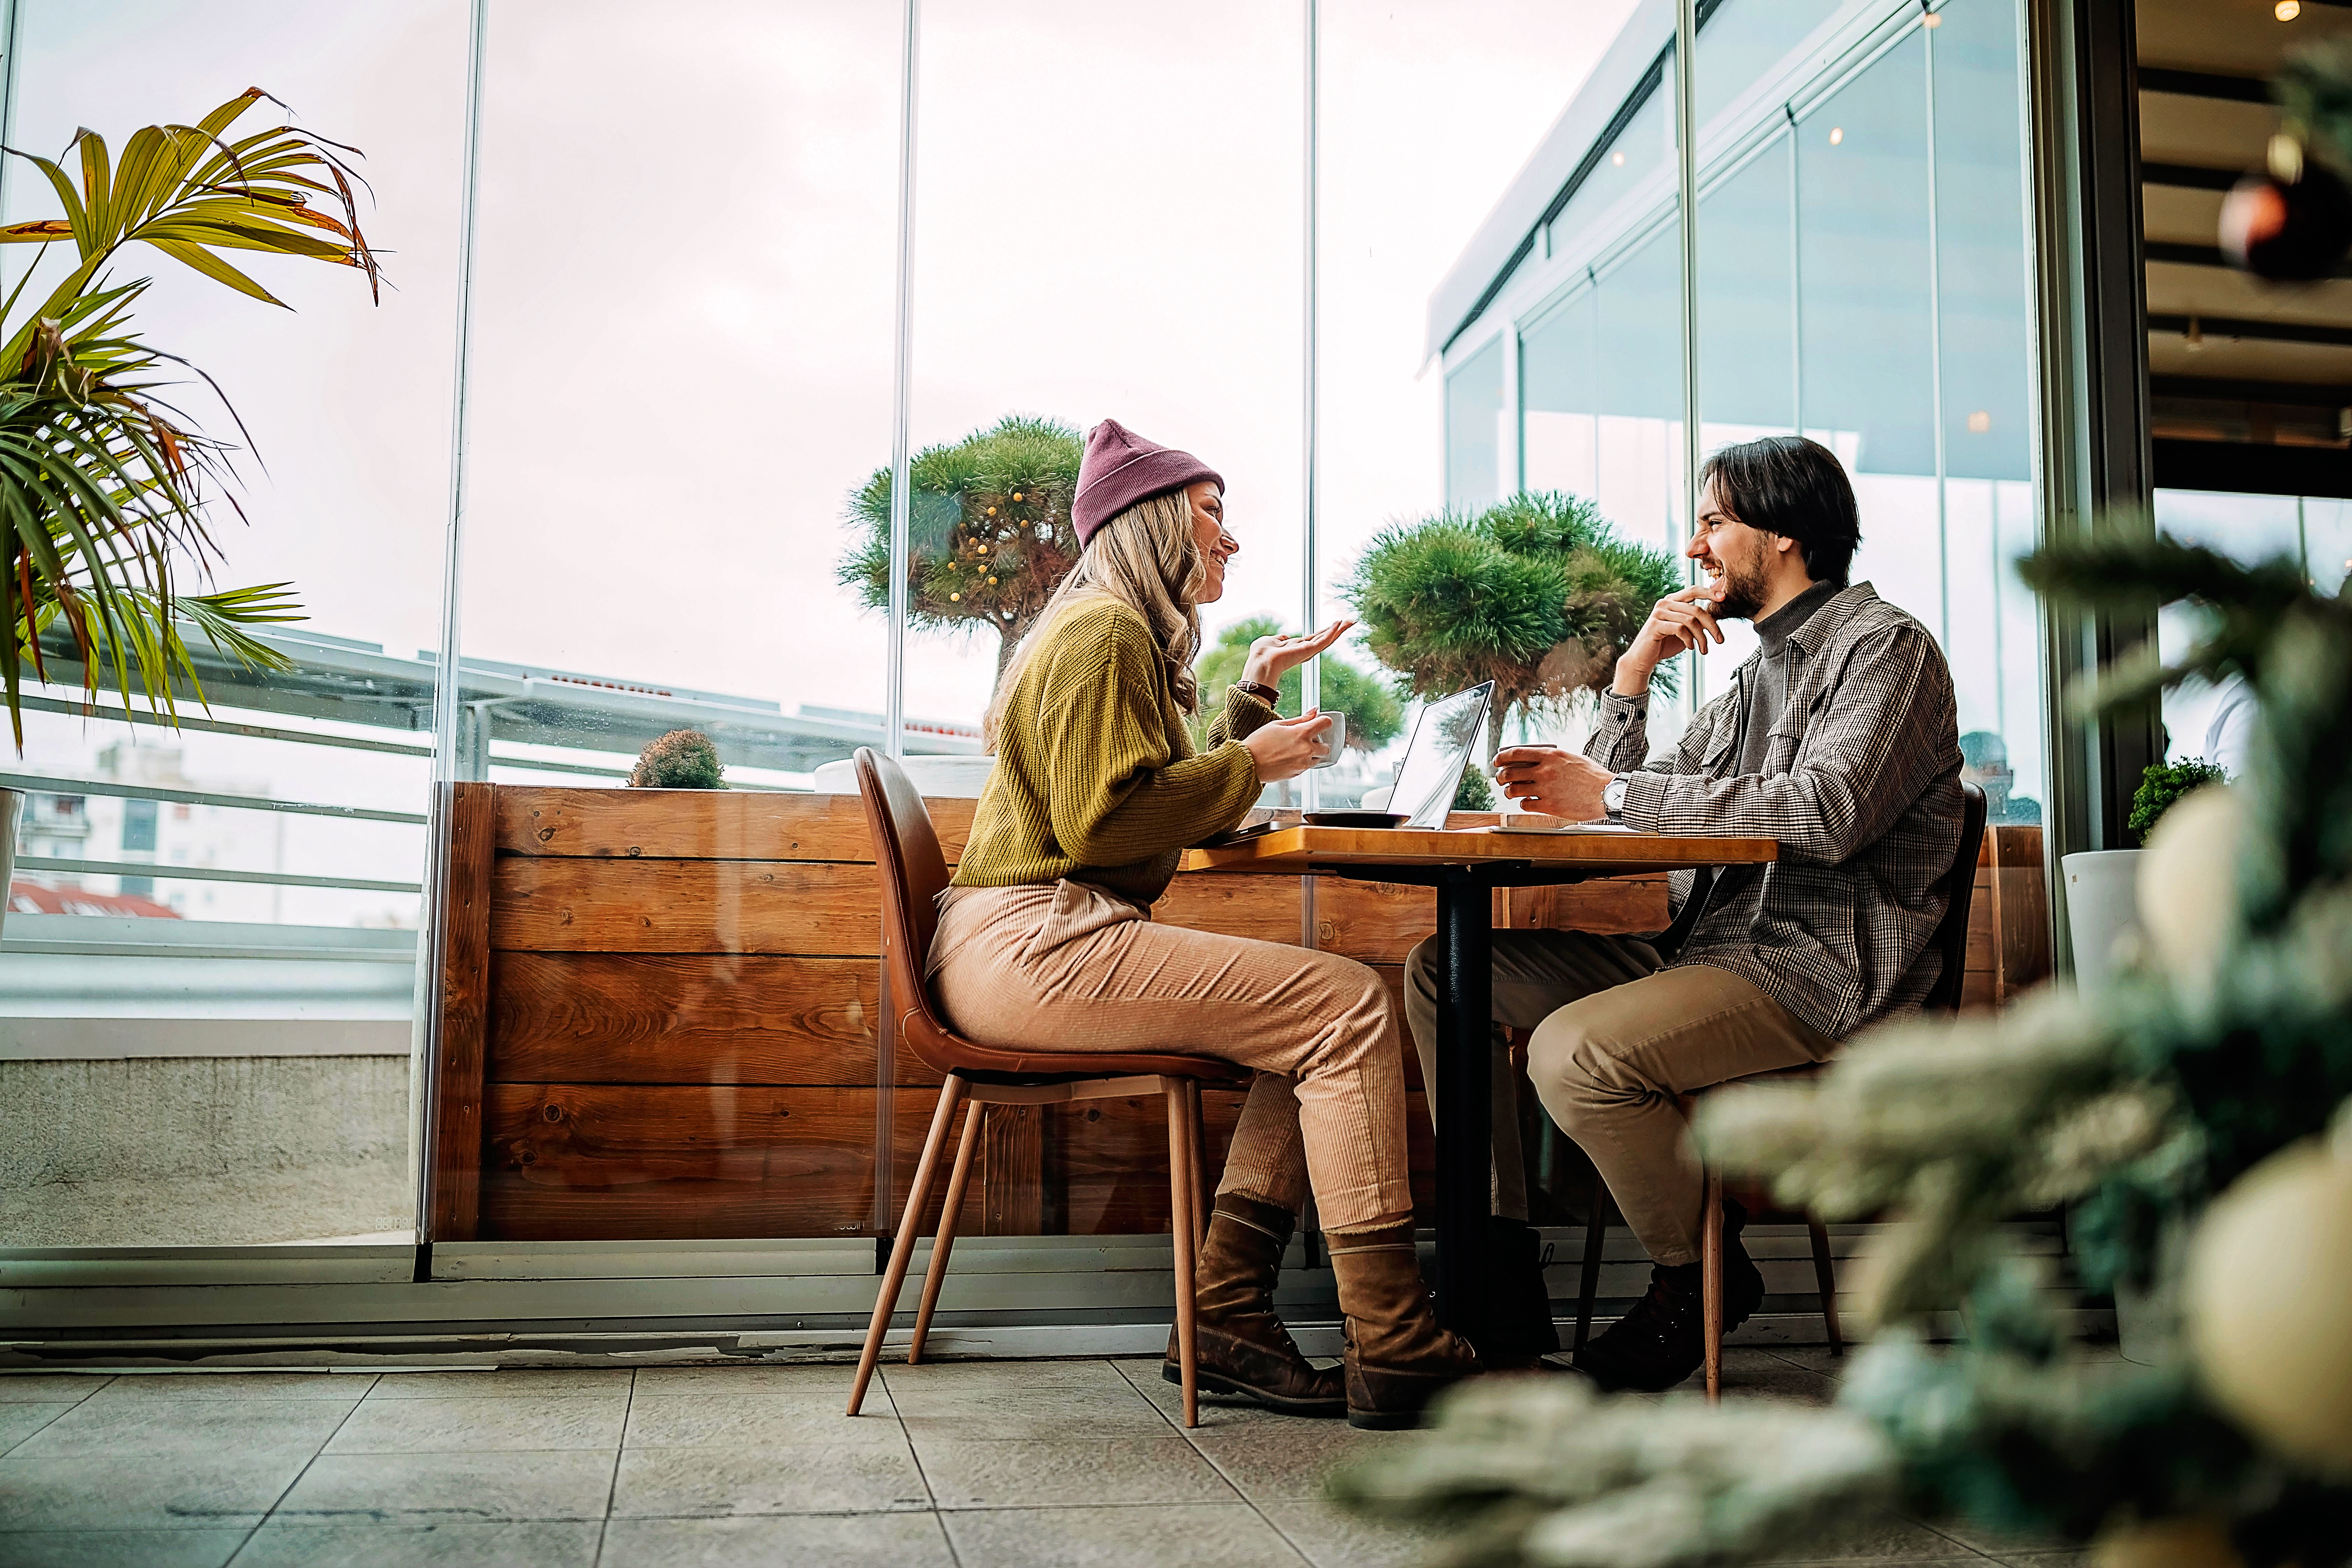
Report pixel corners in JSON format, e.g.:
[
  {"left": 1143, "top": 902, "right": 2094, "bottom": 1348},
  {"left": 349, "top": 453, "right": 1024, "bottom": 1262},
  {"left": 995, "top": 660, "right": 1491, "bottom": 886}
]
[
  {"left": 1162, "top": 1194, "right": 1345, "bottom": 1418},
  {"left": 1328, "top": 1223, "right": 1482, "bottom": 1430}
]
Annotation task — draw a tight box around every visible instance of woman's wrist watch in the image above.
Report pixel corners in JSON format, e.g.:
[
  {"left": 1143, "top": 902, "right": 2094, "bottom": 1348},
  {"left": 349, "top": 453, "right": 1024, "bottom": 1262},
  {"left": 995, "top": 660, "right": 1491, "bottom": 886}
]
[
  {"left": 1602, "top": 775, "right": 1629, "bottom": 821},
  {"left": 1231, "top": 678, "right": 1279, "bottom": 705}
]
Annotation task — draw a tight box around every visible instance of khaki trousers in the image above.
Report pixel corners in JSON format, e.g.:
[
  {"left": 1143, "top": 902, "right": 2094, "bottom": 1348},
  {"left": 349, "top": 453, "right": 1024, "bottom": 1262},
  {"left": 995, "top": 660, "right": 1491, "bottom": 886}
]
[
  {"left": 1405, "top": 930, "right": 1829, "bottom": 1267},
  {"left": 930, "top": 880, "right": 1414, "bottom": 1233}
]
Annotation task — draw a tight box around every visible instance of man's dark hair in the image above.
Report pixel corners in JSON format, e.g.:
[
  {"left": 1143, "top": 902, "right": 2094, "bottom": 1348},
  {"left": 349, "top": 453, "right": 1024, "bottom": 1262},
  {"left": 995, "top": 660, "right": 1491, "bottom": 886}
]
[{"left": 1698, "top": 435, "right": 1862, "bottom": 588}]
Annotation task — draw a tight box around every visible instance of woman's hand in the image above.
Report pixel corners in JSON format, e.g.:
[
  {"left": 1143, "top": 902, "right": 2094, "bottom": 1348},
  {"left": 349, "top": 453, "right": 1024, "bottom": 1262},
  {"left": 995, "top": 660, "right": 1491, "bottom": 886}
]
[
  {"left": 1240, "top": 709, "right": 1337, "bottom": 782},
  {"left": 1241, "top": 619, "right": 1355, "bottom": 689}
]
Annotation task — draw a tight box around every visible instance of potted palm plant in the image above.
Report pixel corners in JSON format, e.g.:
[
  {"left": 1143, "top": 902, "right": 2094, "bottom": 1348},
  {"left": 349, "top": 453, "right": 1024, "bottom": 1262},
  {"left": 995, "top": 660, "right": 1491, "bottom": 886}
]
[{"left": 0, "top": 89, "right": 378, "bottom": 932}]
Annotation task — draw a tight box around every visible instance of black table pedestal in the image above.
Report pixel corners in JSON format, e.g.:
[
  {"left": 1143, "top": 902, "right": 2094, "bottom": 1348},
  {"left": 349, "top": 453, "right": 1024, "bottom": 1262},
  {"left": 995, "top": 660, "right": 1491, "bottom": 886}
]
[{"left": 1432, "top": 869, "right": 1493, "bottom": 1340}]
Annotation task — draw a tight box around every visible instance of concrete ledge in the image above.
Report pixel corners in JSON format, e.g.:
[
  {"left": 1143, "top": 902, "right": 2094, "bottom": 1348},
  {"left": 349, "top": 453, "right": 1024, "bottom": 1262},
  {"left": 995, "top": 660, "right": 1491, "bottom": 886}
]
[{"left": 0, "top": 1018, "right": 411, "bottom": 1059}]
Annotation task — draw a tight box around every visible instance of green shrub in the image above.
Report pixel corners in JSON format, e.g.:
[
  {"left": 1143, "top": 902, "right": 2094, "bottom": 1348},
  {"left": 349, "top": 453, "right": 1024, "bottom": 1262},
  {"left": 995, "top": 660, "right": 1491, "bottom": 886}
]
[
  {"left": 2127, "top": 756, "right": 2226, "bottom": 842},
  {"left": 1343, "top": 491, "right": 1680, "bottom": 753},
  {"left": 1454, "top": 767, "right": 1495, "bottom": 812},
  {"left": 629, "top": 729, "right": 726, "bottom": 790}
]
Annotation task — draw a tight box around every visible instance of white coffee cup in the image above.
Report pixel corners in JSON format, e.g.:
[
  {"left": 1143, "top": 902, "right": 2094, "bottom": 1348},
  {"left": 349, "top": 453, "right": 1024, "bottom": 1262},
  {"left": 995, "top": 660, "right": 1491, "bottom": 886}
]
[{"left": 1307, "top": 710, "right": 1346, "bottom": 768}]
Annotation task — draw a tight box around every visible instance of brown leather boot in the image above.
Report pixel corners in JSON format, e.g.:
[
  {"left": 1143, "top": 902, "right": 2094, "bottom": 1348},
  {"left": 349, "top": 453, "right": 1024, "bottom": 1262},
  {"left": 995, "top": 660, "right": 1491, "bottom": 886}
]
[
  {"left": 1328, "top": 1223, "right": 1482, "bottom": 1430},
  {"left": 1162, "top": 1194, "right": 1345, "bottom": 1418}
]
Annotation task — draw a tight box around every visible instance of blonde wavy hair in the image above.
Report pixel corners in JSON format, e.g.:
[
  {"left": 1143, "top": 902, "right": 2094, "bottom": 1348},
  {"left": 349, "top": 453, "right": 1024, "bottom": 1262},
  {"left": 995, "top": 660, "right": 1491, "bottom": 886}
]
[{"left": 982, "top": 487, "right": 1209, "bottom": 750}]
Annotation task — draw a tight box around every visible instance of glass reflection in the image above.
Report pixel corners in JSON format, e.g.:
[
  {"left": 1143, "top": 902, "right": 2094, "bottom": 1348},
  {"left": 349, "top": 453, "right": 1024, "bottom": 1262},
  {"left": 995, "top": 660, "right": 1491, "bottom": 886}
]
[{"left": 0, "top": 0, "right": 468, "bottom": 1246}]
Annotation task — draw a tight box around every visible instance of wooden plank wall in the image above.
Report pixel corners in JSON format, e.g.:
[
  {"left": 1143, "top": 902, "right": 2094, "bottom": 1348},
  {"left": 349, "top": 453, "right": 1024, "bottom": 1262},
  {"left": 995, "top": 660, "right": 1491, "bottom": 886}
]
[{"left": 436, "top": 787, "right": 2043, "bottom": 1242}]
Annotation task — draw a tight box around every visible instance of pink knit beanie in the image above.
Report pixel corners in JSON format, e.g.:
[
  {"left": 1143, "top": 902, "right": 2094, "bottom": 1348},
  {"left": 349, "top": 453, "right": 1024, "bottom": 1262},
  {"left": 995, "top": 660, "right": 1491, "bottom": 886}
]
[{"left": 1071, "top": 419, "right": 1223, "bottom": 547}]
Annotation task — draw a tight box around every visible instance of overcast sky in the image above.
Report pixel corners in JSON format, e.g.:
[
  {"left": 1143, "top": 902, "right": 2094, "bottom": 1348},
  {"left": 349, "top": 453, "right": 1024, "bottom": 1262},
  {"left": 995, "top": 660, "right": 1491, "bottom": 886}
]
[{"left": 10, "top": 0, "right": 1635, "bottom": 786}]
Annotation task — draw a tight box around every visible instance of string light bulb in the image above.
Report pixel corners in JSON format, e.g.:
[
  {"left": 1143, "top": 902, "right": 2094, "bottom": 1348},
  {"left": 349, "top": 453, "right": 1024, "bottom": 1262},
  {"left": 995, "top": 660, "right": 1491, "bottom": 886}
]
[
  {"left": 1829, "top": 126, "right": 1845, "bottom": 145},
  {"left": 1612, "top": 150, "right": 1625, "bottom": 166},
  {"left": 2278, "top": 0, "right": 2303, "bottom": 20},
  {"left": 1923, "top": 9, "right": 1941, "bottom": 26}
]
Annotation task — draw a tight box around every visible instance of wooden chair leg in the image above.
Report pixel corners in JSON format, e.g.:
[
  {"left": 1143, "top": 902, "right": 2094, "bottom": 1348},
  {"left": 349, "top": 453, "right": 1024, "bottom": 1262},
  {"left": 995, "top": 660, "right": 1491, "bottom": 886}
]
[
  {"left": 849, "top": 1076, "right": 967, "bottom": 1416},
  {"left": 1164, "top": 1078, "right": 1199, "bottom": 1429},
  {"left": 1574, "top": 1171, "right": 1607, "bottom": 1354},
  {"left": 1807, "top": 1215, "right": 1844, "bottom": 1356},
  {"left": 1186, "top": 1079, "right": 1210, "bottom": 1246},
  {"left": 908, "top": 1099, "right": 986, "bottom": 1365},
  {"left": 1702, "top": 1168, "right": 1725, "bottom": 1402}
]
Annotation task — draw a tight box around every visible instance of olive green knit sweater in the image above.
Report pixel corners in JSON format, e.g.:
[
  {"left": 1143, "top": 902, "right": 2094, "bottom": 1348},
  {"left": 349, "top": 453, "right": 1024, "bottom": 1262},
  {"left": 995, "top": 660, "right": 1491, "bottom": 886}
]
[{"left": 951, "top": 598, "right": 1273, "bottom": 905}]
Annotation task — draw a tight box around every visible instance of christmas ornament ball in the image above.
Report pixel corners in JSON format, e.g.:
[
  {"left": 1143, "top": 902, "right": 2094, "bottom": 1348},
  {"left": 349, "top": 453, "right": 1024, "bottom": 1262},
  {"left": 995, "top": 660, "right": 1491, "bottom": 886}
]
[
  {"left": 2185, "top": 1136, "right": 2352, "bottom": 1474},
  {"left": 2090, "top": 1517, "right": 2241, "bottom": 1568},
  {"left": 2220, "top": 160, "right": 2352, "bottom": 282},
  {"left": 2136, "top": 785, "right": 2245, "bottom": 982}
]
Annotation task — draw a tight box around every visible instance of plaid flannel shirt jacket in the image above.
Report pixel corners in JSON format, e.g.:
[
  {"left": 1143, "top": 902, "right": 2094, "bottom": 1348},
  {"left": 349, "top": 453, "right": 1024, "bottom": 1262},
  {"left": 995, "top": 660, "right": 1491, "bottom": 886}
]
[{"left": 1585, "top": 580, "right": 1964, "bottom": 1041}]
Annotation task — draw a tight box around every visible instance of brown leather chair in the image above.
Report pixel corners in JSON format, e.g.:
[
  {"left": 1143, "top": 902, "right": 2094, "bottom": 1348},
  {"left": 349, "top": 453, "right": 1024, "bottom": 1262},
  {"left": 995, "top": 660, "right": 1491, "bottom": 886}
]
[
  {"left": 1573, "top": 780, "right": 1990, "bottom": 1398},
  {"left": 844, "top": 748, "right": 1250, "bottom": 1429}
]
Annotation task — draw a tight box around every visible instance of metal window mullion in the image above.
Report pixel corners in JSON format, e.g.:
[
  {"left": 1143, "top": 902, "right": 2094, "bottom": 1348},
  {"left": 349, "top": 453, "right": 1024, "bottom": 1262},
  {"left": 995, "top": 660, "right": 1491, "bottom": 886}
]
[
  {"left": 1675, "top": 0, "right": 1702, "bottom": 719},
  {"left": 1302, "top": 0, "right": 1321, "bottom": 908},
  {"left": 415, "top": 0, "right": 491, "bottom": 1264},
  {"left": 876, "top": 0, "right": 923, "bottom": 1240},
  {"left": 1788, "top": 105, "right": 1804, "bottom": 436},
  {"left": 1925, "top": 9, "right": 1951, "bottom": 649}
]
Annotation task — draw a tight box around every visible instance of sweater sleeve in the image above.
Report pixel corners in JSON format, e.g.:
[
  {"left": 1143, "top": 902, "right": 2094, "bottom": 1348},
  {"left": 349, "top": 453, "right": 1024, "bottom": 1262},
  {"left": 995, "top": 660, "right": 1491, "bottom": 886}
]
[{"left": 1036, "top": 610, "right": 1264, "bottom": 865}]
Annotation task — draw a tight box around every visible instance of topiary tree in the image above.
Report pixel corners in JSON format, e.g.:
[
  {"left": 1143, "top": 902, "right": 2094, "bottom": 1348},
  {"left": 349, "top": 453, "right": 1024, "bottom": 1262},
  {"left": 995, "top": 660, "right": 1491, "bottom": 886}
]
[
  {"left": 1343, "top": 491, "right": 1681, "bottom": 760},
  {"left": 838, "top": 415, "right": 1084, "bottom": 683},
  {"left": 2130, "top": 757, "right": 2228, "bottom": 843},
  {"left": 1194, "top": 616, "right": 1405, "bottom": 753},
  {"left": 628, "top": 729, "right": 724, "bottom": 789}
]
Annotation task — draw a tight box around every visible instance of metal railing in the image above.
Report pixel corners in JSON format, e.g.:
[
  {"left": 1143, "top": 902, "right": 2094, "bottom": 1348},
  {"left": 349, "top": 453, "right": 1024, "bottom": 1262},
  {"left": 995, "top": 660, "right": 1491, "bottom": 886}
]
[{"left": 6, "top": 622, "right": 984, "bottom": 961}]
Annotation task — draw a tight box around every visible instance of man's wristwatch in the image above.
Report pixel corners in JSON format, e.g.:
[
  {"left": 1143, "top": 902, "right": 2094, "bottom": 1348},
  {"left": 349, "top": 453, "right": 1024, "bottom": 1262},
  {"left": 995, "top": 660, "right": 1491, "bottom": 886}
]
[{"left": 1602, "top": 775, "right": 1629, "bottom": 821}]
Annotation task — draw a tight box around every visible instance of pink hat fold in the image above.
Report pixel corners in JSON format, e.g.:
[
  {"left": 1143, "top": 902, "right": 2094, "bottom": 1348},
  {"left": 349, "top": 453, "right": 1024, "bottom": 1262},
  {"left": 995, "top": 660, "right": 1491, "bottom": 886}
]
[{"left": 1071, "top": 419, "right": 1223, "bottom": 546}]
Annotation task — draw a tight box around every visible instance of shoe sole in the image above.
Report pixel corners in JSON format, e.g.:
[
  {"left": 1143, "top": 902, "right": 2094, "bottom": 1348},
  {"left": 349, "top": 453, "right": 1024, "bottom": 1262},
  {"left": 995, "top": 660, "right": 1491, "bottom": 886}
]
[
  {"left": 1345, "top": 1406, "right": 1426, "bottom": 1430},
  {"left": 1161, "top": 1361, "right": 1345, "bottom": 1418}
]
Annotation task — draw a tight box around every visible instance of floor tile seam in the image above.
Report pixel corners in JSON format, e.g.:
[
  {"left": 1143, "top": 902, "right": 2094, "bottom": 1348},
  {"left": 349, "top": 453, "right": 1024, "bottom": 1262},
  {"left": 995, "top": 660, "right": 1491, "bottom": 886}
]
[
  {"left": 0, "top": 1401, "right": 84, "bottom": 1460},
  {"left": 1248, "top": 1492, "right": 1336, "bottom": 1568},
  {"left": 224, "top": 1376, "right": 377, "bottom": 1567},
  {"left": 1912, "top": 1519, "right": 2009, "bottom": 1561},
  {"left": 591, "top": 1373, "right": 636, "bottom": 1566}
]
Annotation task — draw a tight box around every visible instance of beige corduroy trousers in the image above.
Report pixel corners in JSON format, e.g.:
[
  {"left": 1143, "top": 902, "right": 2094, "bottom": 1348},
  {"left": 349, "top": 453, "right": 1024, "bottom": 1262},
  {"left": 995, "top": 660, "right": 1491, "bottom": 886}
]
[{"left": 929, "top": 880, "right": 1415, "bottom": 1233}]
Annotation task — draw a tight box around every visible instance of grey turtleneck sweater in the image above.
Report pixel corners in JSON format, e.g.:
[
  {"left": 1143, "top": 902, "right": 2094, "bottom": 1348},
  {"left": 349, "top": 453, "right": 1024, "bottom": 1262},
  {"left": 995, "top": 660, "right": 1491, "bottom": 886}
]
[{"left": 1734, "top": 578, "right": 1841, "bottom": 775}]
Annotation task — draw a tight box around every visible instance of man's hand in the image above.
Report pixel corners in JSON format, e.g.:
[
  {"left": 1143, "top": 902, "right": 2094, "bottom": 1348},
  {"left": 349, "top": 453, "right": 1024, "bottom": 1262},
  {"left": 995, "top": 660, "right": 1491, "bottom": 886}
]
[
  {"left": 1492, "top": 746, "right": 1614, "bottom": 820},
  {"left": 1615, "top": 585, "right": 1726, "bottom": 695}
]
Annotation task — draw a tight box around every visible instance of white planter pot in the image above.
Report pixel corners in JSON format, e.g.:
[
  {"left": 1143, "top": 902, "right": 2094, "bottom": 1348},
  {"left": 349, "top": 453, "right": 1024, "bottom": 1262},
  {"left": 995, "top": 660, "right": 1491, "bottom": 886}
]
[
  {"left": 0, "top": 786, "right": 18, "bottom": 941},
  {"left": 810, "top": 755, "right": 996, "bottom": 799},
  {"left": 2061, "top": 848, "right": 2144, "bottom": 996}
]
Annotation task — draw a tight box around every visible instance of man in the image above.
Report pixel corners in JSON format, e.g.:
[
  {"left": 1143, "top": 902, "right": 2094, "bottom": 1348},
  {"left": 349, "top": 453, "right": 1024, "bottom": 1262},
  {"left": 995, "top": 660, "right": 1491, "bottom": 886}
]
[{"left": 1404, "top": 434, "right": 1962, "bottom": 1391}]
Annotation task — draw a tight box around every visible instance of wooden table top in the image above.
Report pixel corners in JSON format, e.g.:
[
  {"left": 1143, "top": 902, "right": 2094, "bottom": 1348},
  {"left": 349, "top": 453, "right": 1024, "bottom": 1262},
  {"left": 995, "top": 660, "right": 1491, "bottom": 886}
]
[{"left": 1178, "top": 825, "right": 1779, "bottom": 875}]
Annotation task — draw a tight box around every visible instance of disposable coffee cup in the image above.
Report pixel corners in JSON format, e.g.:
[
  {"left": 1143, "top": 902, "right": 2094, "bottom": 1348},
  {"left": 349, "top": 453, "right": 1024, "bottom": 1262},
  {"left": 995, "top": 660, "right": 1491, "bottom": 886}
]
[{"left": 1307, "top": 710, "right": 1346, "bottom": 768}]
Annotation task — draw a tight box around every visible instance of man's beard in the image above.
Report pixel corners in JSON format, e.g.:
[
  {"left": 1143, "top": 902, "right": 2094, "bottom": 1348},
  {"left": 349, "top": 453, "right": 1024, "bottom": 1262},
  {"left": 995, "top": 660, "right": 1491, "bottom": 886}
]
[{"left": 1708, "top": 553, "right": 1770, "bottom": 620}]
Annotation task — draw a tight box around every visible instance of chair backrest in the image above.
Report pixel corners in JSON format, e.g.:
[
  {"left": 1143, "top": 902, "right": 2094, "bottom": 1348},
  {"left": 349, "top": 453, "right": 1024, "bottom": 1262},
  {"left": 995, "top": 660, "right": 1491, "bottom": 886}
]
[
  {"left": 854, "top": 747, "right": 965, "bottom": 1078},
  {"left": 1919, "top": 780, "right": 1989, "bottom": 1015}
]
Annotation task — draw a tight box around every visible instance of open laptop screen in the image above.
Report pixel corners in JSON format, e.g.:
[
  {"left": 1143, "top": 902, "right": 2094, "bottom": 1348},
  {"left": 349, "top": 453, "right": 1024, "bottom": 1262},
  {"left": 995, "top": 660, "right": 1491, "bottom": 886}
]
[{"left": 1388, "top": 682, "right": 1493, "bottom": 830}]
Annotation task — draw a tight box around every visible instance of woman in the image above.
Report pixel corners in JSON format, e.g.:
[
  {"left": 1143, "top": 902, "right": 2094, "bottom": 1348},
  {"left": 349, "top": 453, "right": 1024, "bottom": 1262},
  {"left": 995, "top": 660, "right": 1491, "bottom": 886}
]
[{"left": 928, "top": 418, "right": 1479, "bottom": 1429}]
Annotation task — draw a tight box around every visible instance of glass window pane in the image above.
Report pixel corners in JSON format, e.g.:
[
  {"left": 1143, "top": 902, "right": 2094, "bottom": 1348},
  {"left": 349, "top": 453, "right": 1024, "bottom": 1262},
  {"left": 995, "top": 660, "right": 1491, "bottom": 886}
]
[
  {"left": 1446, "top": 337, "right": 1508, "bottom": 512},
  {"left": 2, "top": 0, "right": 468, "bottom": 1246},
  {"left": 450, "top": 0, "right": 903, "bottom": 1245},
  {"left": 1548, "top": 87, "right": 1672, "bottom": 262},
  {"left": 1933, "top": 0, "right": 2042, "bottom": 820},
  {"left": 1696, "top": 0, "right": 1847, "bottom": 125},
  {"left": 1699, "top": 134, "right": 1795, "bottom": 440},
  {"left": 901, "top": 0, "right": 1305, "bottom": 1233},
  {"left": 1521, "top": 289, "right": 1599, "bottom": 499},
  {"left": 1799, "top": 33, "right": 1935, "bottom": 477}
]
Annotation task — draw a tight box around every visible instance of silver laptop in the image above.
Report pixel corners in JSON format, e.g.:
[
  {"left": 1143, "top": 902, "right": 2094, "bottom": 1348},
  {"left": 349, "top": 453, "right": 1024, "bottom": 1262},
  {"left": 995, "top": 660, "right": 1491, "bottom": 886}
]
[{"left": 1386, "top": 682, "right": 1494, "bottom": 830}]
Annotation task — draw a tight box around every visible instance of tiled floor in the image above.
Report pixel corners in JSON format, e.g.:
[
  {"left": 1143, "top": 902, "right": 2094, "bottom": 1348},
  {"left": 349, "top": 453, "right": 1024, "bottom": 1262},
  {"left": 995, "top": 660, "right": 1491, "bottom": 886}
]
[{"left": 0, "top": 1350, "right": 2080, "bottom": 1568}]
